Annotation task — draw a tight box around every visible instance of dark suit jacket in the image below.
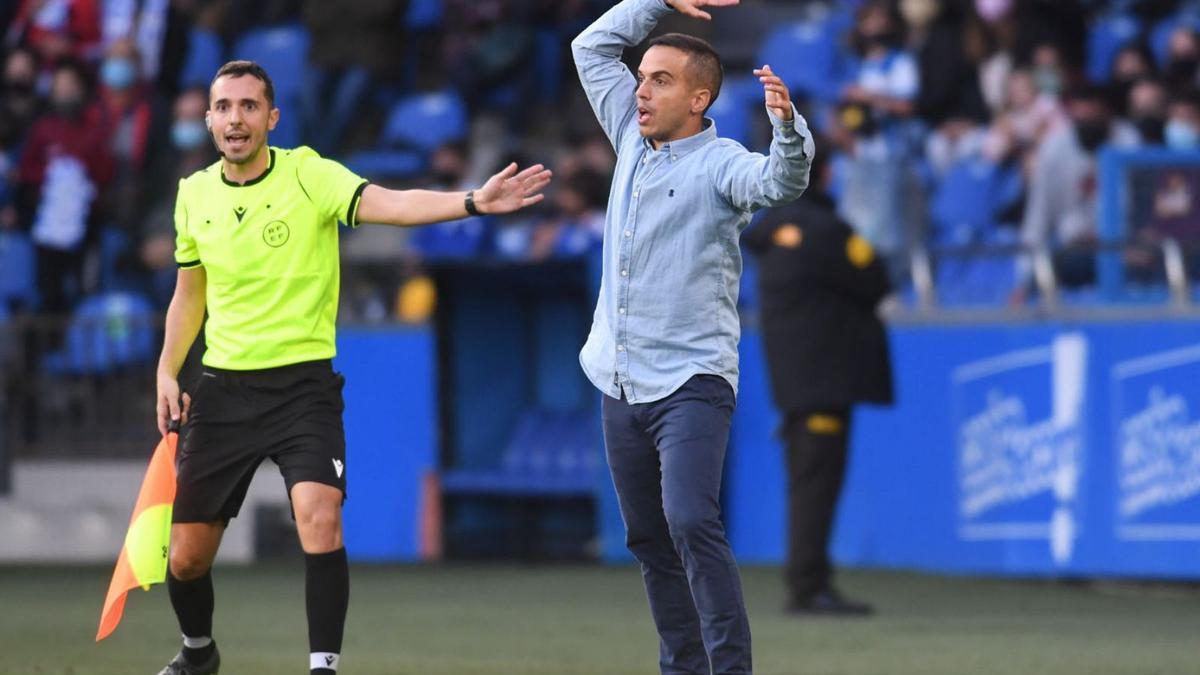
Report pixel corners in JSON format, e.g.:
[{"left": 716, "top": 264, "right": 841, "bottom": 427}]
[{"left": 744, "top": 196, "right": 894, "bottom": 412}]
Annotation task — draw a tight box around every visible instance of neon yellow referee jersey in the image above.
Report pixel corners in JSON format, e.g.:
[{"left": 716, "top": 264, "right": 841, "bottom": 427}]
[{"left": 173, "top": 146, "right": 367, "bottom": 370}]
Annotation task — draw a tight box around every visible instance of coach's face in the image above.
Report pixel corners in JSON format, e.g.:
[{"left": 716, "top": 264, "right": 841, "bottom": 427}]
[
  {"left": 208, "top": 74, "right": 279, "bottom": 164},
  {"left": 636, "top": 46, "right": 711, "bottom": 144}
]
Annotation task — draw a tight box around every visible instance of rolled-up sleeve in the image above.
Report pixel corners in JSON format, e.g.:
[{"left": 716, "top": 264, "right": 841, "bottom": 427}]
[
  {"left": 709, "top": 104, "right": 815, "bottom": 215},
  {"left": 571, "top": 0, "right": 674, "bottom": 153}
]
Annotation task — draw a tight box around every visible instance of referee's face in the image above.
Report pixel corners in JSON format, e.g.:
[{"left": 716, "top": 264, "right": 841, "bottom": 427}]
[{"left": 208, "top": 74, "right": 279, "bottom": 165}]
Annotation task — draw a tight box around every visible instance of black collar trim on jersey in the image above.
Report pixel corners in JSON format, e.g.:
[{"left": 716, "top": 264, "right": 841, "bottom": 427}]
[{"left": 221, "top": 148, "right": 276, "bottom": 187}]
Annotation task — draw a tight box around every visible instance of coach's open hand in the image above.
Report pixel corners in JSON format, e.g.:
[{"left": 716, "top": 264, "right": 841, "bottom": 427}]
[
  {"left": 666, "top": 0, "right": 739, "bottom": 21},
  {"left": 473, "top": 163, "right": 553, "bottom": 215},
  {"left": 755, "top": 64, "right": 794, "bottom": 122}
]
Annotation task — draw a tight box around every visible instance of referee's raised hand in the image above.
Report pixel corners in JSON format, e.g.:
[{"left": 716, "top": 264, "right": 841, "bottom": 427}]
[{"left": 473, "top": 162, "right": 553, "bottom": 215}]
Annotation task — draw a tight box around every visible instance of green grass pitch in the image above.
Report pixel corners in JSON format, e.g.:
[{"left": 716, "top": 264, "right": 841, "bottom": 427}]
[{"left": 3, "top": 564, "right": 1197, "bottom": 674}]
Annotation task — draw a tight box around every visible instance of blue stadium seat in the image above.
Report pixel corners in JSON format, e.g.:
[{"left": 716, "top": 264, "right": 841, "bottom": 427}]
[
  {"left": 346, "top": 90, "right": 468, "bottom": 179},
  {"left": 1086, "top": 12, "right": 1142, "bottom": 82},
  {"left": 380, "top": 90, "right": 468, "bottom": 152},
  {"left": 707, "top": 75, "right": 757, "bottom": 148},
  {"left": 43, "top": 292, "right": 157, "bottom": 375},
  {"left": 232, "top": 24, "right": 310, "bottom": 148},
  {"left": 936, "top": 228, "right": 1018, "bottom": 307},
  {"left": 441, "top": 408, "right": 601, "bottom": 496},
  {"left": 343, "top": 150, "right": 425, "bottom": 180},
  {"left": 405, "top": 0, "right": 443, "bottom": 30},
  {"left": 179, "top": 28, "right": 224, "bottom": 89},
  {"left": 535, "top": 28, "right": 564, "bottom": 104},
  {"left": 1150, "top": 10, "right": 1200, "bottom": 67},
  {"left": 929, "top": 158, "right": 1021, "bottom": 247},
  {"left": 409, "top": 217, "right": 492, "bottom": 259},
  {"left": 98, "top": 227, "right": 130, "bottom": 292},
  {"left": 756, "top": 15, "right": 849, "bottom": 102},
  {"left": 0, "top": 231, "right": 37, "bottom": 311}
]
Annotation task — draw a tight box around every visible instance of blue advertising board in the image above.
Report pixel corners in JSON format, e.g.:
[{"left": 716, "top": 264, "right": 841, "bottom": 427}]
[{"left": 724, "top": 319, "right": 1200, "bottom": 578}]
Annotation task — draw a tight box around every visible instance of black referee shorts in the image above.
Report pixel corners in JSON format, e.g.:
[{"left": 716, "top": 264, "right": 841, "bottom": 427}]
[{"left": 173, "top": 359, "right": 347, "bottom": 524}]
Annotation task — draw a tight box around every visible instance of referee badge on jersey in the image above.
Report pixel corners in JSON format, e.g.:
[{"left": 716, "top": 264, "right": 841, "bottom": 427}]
[{"left": 262, "top": 220, "right": 290, "bottom": 247}]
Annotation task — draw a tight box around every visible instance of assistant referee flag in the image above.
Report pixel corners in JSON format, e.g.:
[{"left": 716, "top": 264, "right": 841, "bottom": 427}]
[{"left": 96, "top": 423, "right": 179, "bottom": 641}]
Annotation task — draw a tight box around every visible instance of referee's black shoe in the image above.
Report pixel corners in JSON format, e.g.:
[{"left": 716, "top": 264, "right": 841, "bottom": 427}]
[
  {"left": 156, "top": 645, "right": 220, "bottom": 674},
  {"left": 786, "top": 588, "right": 874, "bottom": 617}
]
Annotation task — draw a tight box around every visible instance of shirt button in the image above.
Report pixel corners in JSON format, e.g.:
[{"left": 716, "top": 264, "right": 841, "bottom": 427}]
[
  {"left": 617, "top": 344, "right": 625, "bottom": 351},
  {"left": 624, "top": 230, "right": 632, "bottom": 238},
  {"left": 621, "top": 269, "right": 628, "bottom": 276},
  {"left": 633, "top": 191, "right": 639, "bottom": 198},
  {"left": 619, "top": 307, "right": 626, "bottom": 314}
]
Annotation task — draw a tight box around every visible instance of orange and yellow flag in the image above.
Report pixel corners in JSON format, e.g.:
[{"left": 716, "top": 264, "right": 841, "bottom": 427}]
[{"left": 96, "top": 426, "right": 178, "bottom": 641}]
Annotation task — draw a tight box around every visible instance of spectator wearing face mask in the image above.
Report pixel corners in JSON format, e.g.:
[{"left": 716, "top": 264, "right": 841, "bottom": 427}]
[
  {"left": 1011, "top": 84, "right": 1139, "bottom": 304},
  {"left": 905, "top": 0, "right": 990, "bottom": 177},
  {"left": 1164, "top": 27, "right": 1200, "bottom": 90},
  {"left": 96, "top": 37, "right": 155, "bottom": 231},
  {"left": 7, "top": 0, "right": 103, "bottom": 65},
  {"left": 16, "top": 58, "right": 113, "bottom": 313},
  {"left": 1105, "top": 44, "right": 1155, "bottom": 115},
  {"left": 1, "top": 46, "right": 43, "bottom": 234},
  {"left": 139, "top": 87, "right": 217, "bottom": 307},
  {"left": 1127, "top": 78, "right": 1169, "bottom": 146},
  {"left": 1165, "top": 87, "right": 1200, "bottom": 151},
  {"left": 0, "top": 46, "right": 43, "bottom": 153},
  {"left": 836, "top": 1, "right": 924, "bottom": 283}
]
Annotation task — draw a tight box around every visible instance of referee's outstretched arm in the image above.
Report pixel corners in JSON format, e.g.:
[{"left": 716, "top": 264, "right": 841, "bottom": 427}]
[{"left": 356, "top": 162, "right": 553, "bottom": 227}]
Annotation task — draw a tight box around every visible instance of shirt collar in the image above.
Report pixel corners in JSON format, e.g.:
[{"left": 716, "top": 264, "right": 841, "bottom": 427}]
[
  {"left": 221, "top": 148, "right": 275, "bottom": 187},
  {"left": 642, "top": 118, "right": 717, "bottom": 161}
]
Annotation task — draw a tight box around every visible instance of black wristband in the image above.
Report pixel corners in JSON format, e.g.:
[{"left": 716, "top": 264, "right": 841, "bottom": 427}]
[{"left": 465, "top": 190, "right": 481, "bottom": 216}]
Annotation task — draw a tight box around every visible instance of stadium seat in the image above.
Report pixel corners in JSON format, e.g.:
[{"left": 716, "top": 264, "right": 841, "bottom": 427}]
[
  {"left": 707, "top": 76, "right": 757, "bottom": 148},
  {"left": 43, "top": 292, "right": 158, "bottom": 375},
  {"left": 441, "top": 408, "right": 602, "bottom": 497},
  {"left": 408, "top": 217, "right": 492, "bottom": 259},
  {"left": 0, "top": 231, "right": 37, "bottom": 311},
  {"left": 405, "top": 0, "right": 443, "bottom": 30},
  {"left": 929, "top": 158, "right": 1021, "bottom": 247},
  {"left": 935, "top": 228, "right": 1019, "bottom": 307},
  {"left": 232, "top": 24, "right": 310, "bottom": 148},
  {"left": 345, "top": 90, "right": 468, "bottom": 179},
  {"left": 1086, "top": 12, "right": 1141, "bottom": 82},
  {"left": 178, "top": 28, "right": 224, "bottom": 89},
  {"left": 756, "top": 14, "right": 849, "bottom": 102},
  {"left": 381, "top": 90, "right": 468, "bottom": 152}
]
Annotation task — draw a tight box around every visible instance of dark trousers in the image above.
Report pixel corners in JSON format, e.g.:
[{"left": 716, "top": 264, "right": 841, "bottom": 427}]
[
  {"left": 784, "top": 408, "right": 851, "bottom": 601},
  {"left": 602, "top": 374, "right": 751, "bottom": 675}
]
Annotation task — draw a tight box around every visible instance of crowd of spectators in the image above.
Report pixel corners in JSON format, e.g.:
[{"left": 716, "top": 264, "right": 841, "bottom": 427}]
[{"left": 2, "top": 0, "right": 1200, "bottom": 324}]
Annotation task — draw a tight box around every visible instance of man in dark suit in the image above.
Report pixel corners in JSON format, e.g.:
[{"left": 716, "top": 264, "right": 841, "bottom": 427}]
[{"left": 743, "top": 153, "right": 893, "bottom": 616}]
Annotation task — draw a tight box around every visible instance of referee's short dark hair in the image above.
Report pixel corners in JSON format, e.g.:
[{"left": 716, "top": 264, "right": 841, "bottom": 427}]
[
  {"left": 648, "top": 33, "right": 724, "bottom": 112},
  {"left": 212, "top": 60, "right": 276, "bottom": 107}
]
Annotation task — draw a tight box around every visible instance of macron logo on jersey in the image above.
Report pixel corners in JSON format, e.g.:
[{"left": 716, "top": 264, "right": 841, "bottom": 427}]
[
  {"left": 234, "top": 206, "right": 246, "bottom": 222},
  {"left": 332, "top": 458, "right": 344, "bottom": 478}
]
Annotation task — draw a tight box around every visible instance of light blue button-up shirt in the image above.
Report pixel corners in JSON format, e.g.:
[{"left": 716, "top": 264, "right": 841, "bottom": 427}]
[{"left": 572, "top": 0, "right": 815, "bottom": 404}]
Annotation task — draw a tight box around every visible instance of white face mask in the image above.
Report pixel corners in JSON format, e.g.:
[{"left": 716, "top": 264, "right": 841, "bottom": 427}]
[
  {"left": 1165, "top": 119, "right": 1200, "bottom": 149},
  {"left": 900, "top": 0, "right": 939, "bottom": 28},
  {"left": 975, "top": 0, "right": 1013, "bottom": 23}
]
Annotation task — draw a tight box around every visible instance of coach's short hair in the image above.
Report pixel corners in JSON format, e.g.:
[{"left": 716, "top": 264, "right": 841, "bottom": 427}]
[
  {"left": 211, "top": 60, "right": 276, "bottom": 107},
  {"left": 647, "top": 33, "right": 724, "bottom": 113}
]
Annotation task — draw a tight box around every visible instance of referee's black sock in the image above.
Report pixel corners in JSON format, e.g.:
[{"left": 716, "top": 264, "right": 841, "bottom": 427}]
[
  {"left": 306, "top": 547, "right": 348, "bottom": 674},
  {"left": 167, "top": 569, "right": 216, "bottom": 664}
]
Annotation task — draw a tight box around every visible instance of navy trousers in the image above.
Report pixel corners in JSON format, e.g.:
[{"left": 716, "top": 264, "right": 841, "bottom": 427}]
[{"left": 602, "top": 374, "right": 752, "bottom": 675}]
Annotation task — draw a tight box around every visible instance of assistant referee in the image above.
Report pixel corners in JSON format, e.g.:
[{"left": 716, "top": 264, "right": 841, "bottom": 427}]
[{"left": 153, "top": 60, "right": 551, "bottom": 675}]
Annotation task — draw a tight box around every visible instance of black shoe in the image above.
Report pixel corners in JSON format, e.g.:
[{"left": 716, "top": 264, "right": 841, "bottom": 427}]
[
  {"left": 156, "top": 645, "right": 220, "bottom": 674},
  {"left": 786, "top": 588, "right": 874, "bottom": 617}
]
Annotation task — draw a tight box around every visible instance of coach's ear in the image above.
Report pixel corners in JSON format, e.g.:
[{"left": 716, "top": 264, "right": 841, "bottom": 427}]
[
  {"left": 205, "top": 112, "right": 211, "bottom": 129},
  {"left": 267, "top": 106, "right": 280, "bottom": 132}
]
